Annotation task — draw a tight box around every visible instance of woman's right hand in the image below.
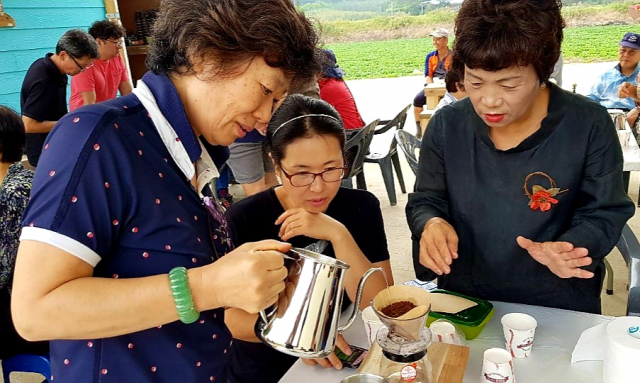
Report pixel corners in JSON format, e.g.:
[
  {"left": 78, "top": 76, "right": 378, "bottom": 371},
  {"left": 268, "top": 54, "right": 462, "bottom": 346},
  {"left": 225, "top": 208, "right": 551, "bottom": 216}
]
[
  {"left": 419, "top": 218, "right": 459, "bottom": 275},
  {"left": 203, "top": 240, "right": 291, "bottom": 314}
]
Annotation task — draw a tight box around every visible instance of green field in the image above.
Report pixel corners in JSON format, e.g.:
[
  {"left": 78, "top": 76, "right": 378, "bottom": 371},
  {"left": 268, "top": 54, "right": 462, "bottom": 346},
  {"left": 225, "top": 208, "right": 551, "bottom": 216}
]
[{"left": 326, "top": 25, "right": 639, "bottom": 80}]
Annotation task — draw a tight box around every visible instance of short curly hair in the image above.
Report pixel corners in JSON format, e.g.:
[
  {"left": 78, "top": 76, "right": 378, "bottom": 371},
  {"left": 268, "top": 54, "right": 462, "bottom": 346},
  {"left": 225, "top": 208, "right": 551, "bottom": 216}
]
[
  {"left": 88, "top": 20, "right": 126, "bottom": 41},
  {"left": 146, "top": 0, "right": 321, "bottom": 85},
  {"left": 453, "top": 0, "right": 564, "bottom": 83}
]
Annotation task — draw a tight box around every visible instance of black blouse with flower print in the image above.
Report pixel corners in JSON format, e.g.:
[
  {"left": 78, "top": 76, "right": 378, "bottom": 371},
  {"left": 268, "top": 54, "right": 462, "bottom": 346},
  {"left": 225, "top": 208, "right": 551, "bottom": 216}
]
[
  {"left": 406, "top": 83, "right": 635, "bottom": 314},
  {"left": 0, "top": 163, "right": 34, "bottom": 292}
]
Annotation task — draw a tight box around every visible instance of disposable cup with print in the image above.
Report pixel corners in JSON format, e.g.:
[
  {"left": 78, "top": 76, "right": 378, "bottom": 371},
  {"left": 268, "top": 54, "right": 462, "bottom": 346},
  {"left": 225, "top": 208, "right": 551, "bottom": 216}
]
[
  {"left": 362, "top": 306, "right": 385, "bottom": 346},
  {"left": 481, "top": 347, "right": 516, "bottom": 383},
  {"left": 501, "top": 313, "right": 537, "bottom": 358}
]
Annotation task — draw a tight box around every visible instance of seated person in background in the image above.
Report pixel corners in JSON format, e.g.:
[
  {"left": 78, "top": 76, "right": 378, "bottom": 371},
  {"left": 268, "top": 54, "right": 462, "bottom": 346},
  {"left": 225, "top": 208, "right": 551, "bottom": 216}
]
[
  {"left": 586, "top": 32, "right": 640, "bottom": 111},
  {"left": 407, "top": 0, "right": 634, "bottom": 315},
  {"left": 0, "top": 106, "right": 48, "bottom": 360},
  {"left": 318, "top": 49, "right": 365, "bottom": 130},
  {"left": 227, "top": 134, "right": 278, "bottom": 197},
  {"left": 434, "top": 65, "right": 467, "bottom": 112},
  {"left": 413, "top": 28, "right": 452, "bottom": 138},
  {"left": 69, "top": 20, "right": 132, "bottom": 111},
  {"left": 224, "top": 95, "right": 393, "bottom": 383}
]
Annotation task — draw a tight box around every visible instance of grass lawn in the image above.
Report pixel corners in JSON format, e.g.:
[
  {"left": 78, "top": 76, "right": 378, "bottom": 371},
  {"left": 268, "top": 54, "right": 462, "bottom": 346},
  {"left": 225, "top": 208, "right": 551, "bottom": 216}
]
[{"left": 326, "top": 24, "right": 636, "bottom": 80}]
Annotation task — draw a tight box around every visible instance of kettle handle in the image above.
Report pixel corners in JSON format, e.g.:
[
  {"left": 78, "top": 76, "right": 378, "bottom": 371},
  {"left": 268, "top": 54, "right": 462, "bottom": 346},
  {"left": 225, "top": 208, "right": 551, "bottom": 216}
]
[
  {"left": 337, "top": 267, "right": 384, "bottom": 333},
  {"left": 259, "top": 304, "right": 278, "bottom": 327}
]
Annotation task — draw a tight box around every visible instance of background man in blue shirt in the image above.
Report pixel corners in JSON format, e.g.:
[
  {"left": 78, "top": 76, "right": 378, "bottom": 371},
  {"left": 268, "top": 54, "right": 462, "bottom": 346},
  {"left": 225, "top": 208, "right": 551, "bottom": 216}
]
[{"left": 587, "top": 32, "right": 640, "bottom": 111}]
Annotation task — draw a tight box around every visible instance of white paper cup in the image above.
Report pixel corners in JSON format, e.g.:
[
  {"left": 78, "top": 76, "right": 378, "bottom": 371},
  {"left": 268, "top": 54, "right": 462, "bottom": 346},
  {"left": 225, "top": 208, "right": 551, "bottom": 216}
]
[
  {"left": 362, "top": 306, "right": 385, "bottom": 346},
  {"left": 481, "top": 348, "right": 516, "bottom": 383},
  {"left": 501, "top": 313, "right": 537, "bottom": 358},
  {"left": 430, "top": 321, "right": 464, "bottom": 346}
]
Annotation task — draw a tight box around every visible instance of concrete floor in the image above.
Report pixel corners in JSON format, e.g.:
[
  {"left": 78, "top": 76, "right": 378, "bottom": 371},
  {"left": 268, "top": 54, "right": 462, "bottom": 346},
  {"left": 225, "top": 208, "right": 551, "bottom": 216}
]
[{"left": 1, "top": 61, "right": 634, "bottom": 382}]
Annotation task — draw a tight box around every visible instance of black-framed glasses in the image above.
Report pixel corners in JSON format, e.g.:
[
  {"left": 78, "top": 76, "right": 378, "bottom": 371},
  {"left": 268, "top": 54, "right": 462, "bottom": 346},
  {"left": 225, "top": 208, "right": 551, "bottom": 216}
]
[
  {"left": 69, "top": 55, "right": 92, "bottom": 72},
  {"left": 280, "top": 166, "right": 347, "bottom": 187},
  {"left": 106, "top": 39, "right": 123, "bottom": 48}
]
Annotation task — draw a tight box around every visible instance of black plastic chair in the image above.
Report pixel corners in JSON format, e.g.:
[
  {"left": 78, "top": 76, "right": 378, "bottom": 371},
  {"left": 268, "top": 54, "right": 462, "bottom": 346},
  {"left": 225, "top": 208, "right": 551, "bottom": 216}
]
[
  {"left": 2, "top": 353, "right": 51, "bottom": 382},
  {"left": 363, "top": 105, "right": 411, "bottom": 206},
  {"left": 395, "top": 129, "right": 421, "bottom": 176},
  {"left": 615, "top": 224, "right": 640, "bottom": 316},
  {"left": 342, "top": 119, "right": 379, "bottom": 189}
]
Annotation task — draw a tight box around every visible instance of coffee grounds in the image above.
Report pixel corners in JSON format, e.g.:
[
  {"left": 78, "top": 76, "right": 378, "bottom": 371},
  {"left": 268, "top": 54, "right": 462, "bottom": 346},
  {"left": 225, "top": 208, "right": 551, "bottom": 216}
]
[{"left": 381, "top": 301, "right": 417, "bottom": 318}]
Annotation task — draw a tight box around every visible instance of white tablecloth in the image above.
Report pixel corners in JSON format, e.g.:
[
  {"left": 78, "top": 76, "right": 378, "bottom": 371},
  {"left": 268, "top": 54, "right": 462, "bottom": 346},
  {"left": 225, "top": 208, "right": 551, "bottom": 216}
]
[{"left": 280, "top": 301, "right": 611, "bottom": 383}]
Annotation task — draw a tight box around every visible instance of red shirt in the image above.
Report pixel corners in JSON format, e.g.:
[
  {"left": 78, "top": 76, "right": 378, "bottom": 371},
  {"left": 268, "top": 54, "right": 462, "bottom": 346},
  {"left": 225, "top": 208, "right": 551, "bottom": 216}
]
[
  {"left": 69, "top": 55, "right": 129, "bottom": 111},
  {"left": 319, "top": 78, "right": 365, "bottom": 130}
]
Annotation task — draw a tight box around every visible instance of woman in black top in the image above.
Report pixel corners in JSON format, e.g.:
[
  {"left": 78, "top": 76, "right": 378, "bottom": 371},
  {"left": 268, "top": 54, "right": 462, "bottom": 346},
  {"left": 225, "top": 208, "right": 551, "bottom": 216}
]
[
  {"left": 225, "top": 95, "right": 393, "bottom": 382},
  {"left": 407, "top": 0, "right": 635, "bottom": 314}
]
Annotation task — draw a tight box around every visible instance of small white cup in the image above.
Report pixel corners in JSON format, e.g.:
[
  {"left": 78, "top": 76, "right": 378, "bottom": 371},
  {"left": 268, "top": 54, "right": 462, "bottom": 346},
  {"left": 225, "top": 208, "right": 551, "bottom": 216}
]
[
  {"left": 481, "top": 348, "right": 516, "bottom": 383},
  {"left": 501, "top": 313, "right": 537, "bottom": 358},
  {"left": 429, "top": 320, "right": 466, "bottom": 346},
  {"left": 362, "top": 306, "right": 385, "bottom": 346}
]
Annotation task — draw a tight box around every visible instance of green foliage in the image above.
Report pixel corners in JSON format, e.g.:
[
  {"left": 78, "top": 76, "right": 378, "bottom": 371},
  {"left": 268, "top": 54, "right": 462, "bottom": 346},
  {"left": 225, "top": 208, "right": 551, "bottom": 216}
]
[
  {"left": 563, "top": 25, "right": 634, "bottom": 63},
  {"left": 326, "top": 25, "right": 635, "bottom": 80},
  {"left": 326, "top": 38, "right": 431, "bottom": 79},
  {"left": 316, "top": 10, "right": 456, "bottom": 36}
]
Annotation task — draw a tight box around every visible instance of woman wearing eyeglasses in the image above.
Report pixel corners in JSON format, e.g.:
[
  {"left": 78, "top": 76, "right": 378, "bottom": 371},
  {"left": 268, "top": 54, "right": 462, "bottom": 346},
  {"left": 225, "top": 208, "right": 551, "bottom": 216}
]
[
  {"left": 224, "top": 94, "right": 393, "bottom": 383},
  {"left": 69, "top": 20, "right": 132, "bottom": 111}
]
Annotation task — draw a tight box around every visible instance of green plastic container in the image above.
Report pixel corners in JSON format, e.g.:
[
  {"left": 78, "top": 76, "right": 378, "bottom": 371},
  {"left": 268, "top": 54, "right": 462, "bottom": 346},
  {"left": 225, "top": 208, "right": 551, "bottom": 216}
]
[{"left": 426, "top": 289, "right": 494, "bottom": 340}]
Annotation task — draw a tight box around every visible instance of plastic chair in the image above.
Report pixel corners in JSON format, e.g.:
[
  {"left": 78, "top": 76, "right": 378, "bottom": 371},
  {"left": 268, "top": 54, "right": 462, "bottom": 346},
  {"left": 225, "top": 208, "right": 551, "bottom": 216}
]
[
  {"left": 615, "top": 224, "right": 640, "bottom": 316},
  {"left": 363, "top": 105, "right": 411, "bottom": 206},
  {"left": 342, "top": 119, "right": 378, "bottom": 189},
  {"left": 395, "top": 129, "right": 421, "bottom": 176},
  {"left": 2, "top": 353, "right": 50, "bottom": 382}
]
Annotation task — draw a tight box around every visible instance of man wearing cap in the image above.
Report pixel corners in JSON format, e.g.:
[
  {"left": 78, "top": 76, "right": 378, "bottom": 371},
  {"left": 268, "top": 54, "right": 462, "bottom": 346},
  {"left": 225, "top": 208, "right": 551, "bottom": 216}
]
[
  {"left": 412, "top": 28, "right": 452, "bottom": 139},
  {"left": 587, "top": 32, "right": 640, "bottom": 113}
]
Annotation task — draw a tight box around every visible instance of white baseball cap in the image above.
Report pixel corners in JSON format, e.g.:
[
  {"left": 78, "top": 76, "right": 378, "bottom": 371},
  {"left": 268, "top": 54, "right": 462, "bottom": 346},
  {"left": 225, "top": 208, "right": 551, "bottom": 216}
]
[{"left": 429, "top": 28, "right": 450, "bottom": 38}]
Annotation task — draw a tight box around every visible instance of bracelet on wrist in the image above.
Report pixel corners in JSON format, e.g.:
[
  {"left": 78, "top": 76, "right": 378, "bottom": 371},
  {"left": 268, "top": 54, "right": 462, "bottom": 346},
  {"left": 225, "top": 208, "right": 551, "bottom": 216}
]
[{"left": 169, "top": 267, "right": 200, "bottom": 324}]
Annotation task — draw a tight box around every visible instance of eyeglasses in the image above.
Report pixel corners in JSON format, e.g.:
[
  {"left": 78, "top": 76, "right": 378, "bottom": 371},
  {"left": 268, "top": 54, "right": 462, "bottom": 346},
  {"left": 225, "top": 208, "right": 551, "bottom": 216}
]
[
  {"left": 280, "top": 166, "right": 347, "bottom": 187},
  {"left": 106, "top": 39, "right": 123, "bottom": 48},
  {"left": 69, "top": 55, "right": 93, "bottom": 72}
]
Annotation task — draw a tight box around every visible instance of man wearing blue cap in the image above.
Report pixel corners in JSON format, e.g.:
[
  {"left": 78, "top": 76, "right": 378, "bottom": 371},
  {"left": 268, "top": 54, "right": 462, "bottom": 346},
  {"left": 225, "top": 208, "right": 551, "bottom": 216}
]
[{"left": 587, "top": 32, "right": 640, "bottom": 112}]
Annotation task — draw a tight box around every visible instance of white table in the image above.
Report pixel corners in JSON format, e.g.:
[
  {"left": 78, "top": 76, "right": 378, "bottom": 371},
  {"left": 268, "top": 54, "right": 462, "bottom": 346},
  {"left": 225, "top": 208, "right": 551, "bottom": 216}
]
[
  {"left": 622, "top": 126, "right": 640, "bottom": 172},
  {"left": 280, "top": 301, "right": 611, "bottom": 383}
]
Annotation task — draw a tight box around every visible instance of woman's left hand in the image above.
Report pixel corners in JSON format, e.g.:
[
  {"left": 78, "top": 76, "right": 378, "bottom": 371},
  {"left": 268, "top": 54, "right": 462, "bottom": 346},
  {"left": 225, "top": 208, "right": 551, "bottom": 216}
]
[
  {"left": 301, "top": 334, "right": 351, "bottom": 370},
  {"left": 276, "top": 208, "right": 345, "bottom": 242},
  {"left": 516, "top": 236, "right": 594, "bottom": 279}
]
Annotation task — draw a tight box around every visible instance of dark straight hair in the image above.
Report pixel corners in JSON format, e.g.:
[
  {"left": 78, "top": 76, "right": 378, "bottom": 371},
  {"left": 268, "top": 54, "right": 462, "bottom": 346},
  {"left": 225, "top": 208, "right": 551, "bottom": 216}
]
[
  {"left": 453, "top": 0, "right": 564, "bottom": 83},
  {"left": 0, "top": 106, "right": 26, "bottom": 163},
  {"left": 267, "top": 94, "right": 345, "bottom": 166}
]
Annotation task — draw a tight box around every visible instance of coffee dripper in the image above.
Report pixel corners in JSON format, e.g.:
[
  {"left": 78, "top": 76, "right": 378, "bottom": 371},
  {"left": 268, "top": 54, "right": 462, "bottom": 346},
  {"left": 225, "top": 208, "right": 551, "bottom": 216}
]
[{"left": 372, "top": 286, "right": 434, "bottom": 383}]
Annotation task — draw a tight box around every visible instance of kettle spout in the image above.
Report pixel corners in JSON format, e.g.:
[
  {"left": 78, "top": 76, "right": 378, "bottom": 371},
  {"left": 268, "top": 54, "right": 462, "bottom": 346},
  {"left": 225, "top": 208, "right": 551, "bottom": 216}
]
[{"left": 337, "top": 267, "right": 385, "bottom": 333}]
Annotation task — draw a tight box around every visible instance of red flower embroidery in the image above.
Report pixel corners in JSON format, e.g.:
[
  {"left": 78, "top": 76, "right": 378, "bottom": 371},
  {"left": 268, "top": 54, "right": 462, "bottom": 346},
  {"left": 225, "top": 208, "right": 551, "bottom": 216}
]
[
  {"left": 524, "top": 172, "right": 567, "bottom": 213},
  {"left": 529, "top": 190, "right": 558, "bottom": 212}
]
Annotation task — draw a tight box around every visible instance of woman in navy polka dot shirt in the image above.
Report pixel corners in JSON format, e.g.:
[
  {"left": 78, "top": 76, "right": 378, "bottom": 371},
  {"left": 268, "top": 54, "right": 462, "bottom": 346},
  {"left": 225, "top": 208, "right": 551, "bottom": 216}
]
[{"left": 10, "top": 1, "right": 321, "bottom": 381}]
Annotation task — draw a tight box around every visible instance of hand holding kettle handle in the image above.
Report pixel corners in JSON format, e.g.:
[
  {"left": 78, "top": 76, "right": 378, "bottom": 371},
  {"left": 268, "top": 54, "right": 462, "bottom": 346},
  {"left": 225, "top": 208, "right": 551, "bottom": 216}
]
[{"left": 337, "top": 267, "right": 385, "bottom": 333}]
